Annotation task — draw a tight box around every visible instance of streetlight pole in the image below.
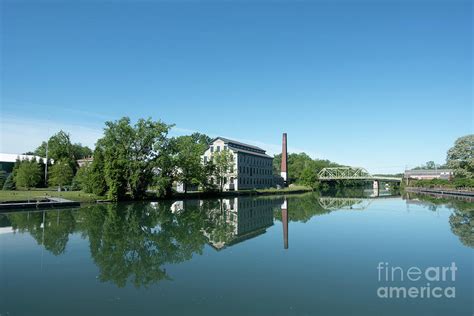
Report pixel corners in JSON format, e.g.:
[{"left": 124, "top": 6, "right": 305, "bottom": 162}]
[{"left": 45, "top": 141, "right": 49, "bottom": 186}]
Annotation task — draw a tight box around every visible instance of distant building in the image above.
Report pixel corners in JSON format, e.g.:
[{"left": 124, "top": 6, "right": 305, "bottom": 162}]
[
  {"left": 77, "top": 157, "right": 93, "bottom": 168},
  {"left": 202, "top": 137, "right": 275, "bottom": 191},
  {"left": 0, "top": 153, "right": 48, "bottom": 173},
  {"left": 405, "top": 169, "right": 454, "bottom": 180}
]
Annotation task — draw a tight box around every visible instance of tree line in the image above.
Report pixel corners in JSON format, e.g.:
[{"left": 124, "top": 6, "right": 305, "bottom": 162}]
[
  {"left": 1, "top": 130, "right": 92, "bottom": 191},
  {"left": 1, "top": 117, "right": 238, "bottom": 200},
  {"left": 4, "top": 116, "right": 469, "bottom": 198}
]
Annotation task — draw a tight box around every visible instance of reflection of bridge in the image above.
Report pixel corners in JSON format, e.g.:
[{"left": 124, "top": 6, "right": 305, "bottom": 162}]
[
  {"left": 317, "top": 195, "right": 401, "bottom": 210},
  {"left": 318, "top": 197, "right": 372, "bottom": 210}
]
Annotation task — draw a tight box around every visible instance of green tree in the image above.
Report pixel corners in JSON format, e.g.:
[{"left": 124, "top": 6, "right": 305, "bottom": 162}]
[
  {"left": 2, "top": 173, "right": 15, "bottom": 190},
  {"left": 35, "top": 130, "right": 77, "bottom": 173},
  {"left": 15, "top": 159, "right": 41, "bottom": 189},
  {"left": 300, "top": 164, "right": 318, "bottom": 189},
  {"left": 212, "top": 149, "right": 235, "bottom": 192},
  {"left": 174, "top": 135, "right": 208, "bottom": 193},
  {"left": 274, "top": 153, "right": 340, "bottom": 185},
  {"left": 446, "top": 134, "right": 474, "bottom": 178},
  {"left": 154, "top": 139, "right": 178, "bottom": 197},
  {"left": 72, "top": 143, "right": 93, "bottom": 160},
  {"left": 49, "top": 160, "right": 74, "bottom": 190},
  {"left": 425, "top": 161, "right": 436, "bottom": 169},
  {"left": 89, "top": 149, "right": 108, "bottom": 195},
  {"left": 74, "top": 164, "right": 93, "bottom": 192},
  {"left": 97, "top": 117, "right": 173, "bottom": 200}
]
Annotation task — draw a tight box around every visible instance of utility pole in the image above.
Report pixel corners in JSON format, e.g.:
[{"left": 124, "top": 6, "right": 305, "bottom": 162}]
[{"left": 44, "top": 141, "right": 49, "bottom": 185}]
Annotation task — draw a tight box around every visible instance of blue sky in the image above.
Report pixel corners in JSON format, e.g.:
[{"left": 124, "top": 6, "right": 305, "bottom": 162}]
[{"left": 1, "top": 0, "right": 472, "bottom": 174}]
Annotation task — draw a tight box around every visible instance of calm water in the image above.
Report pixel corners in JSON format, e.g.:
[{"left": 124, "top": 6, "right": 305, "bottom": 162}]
[{"left": 0, "top": 191, "right": 473, "bottom": 316}]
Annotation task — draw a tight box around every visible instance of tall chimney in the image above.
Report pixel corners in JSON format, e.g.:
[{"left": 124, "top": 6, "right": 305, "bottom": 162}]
[{"left": 281, "top": 133, "right": 288, "bottom": 185}]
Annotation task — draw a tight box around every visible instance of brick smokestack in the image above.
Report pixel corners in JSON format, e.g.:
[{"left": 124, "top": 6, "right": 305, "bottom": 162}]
[{"left": 281, "top": 133, "right": 288, "bottom": 184}]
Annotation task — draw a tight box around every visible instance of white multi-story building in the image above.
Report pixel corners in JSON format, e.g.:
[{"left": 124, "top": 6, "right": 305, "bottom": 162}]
[{"left": 202, "top": 137, "right": 274, "bottom": 191}]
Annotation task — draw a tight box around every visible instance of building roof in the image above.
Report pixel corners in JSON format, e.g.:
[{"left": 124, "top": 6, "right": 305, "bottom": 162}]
[
  {"left": 228, "top": 146, "right": 273, "bottom": 159},
  {"left": 405, "top": 169, "right": 453, "bottom": 175},
  {"left": 213, "top": 137, "right": 266, "bottom": 153},
  {"left": 0, "top": 153, "right": 48, "bottom": 163}
]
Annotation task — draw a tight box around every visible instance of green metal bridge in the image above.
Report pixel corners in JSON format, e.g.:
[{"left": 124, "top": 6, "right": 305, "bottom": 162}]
[{"left": 318, "top": 167, "right": 402, "bottom": 183}]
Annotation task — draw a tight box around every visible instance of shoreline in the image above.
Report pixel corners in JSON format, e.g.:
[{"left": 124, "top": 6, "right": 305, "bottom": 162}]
[
  {"left": 0, "top": 187, "right": 314, "bottom": 210},
  {"left": 162, "top": 187, "right": 313, "bottom": 200},
  {"left": 405, "top": 187, "right": 474, "bottom": 202}
]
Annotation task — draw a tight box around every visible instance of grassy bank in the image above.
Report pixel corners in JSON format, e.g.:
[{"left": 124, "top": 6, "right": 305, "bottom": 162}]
[
  {"left": 0, "top": 189, "right": 105, "bottom": 203},
  {"left": 0, "top": 185, "right": 313, "bottom": 203}
]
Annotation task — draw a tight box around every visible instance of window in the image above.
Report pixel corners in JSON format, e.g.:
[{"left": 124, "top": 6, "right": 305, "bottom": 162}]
[
  {"left": 210, "top": 146, "right": 214, "bottom": 152},
  {"left": 217, "top": 146, "right": 221, "bottom": 152},
  {"left": 204, "top": 156, "right": 208, "bottom": 163}
]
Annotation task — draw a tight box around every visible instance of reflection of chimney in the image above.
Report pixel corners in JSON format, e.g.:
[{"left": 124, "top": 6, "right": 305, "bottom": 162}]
[
  {"left": 281, "top": 199, "right": 288, "bottom": 249},
  {"left": 281, "top": 133, "right": 288, "bottom": 185}
]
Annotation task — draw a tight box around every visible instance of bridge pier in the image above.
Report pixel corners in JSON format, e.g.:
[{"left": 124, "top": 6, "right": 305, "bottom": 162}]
[{"left": 373, "top": 180, "right": 380, "bottom": 197}]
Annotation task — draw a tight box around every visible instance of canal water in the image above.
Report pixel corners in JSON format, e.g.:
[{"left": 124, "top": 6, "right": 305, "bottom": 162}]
[{"left": 0, "top": 191, "right": 472, "bottom": 315}]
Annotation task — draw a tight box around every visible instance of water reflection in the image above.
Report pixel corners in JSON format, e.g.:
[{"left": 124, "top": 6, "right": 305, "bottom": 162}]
[
  {"left": 404, "top": 192, "right": 474, "bottom": 248},
  {"left": 1, "top": 192, "right": 472, "bottom": 290},
  {"left": 0, "top": 197, "right": 285, "bottom": 288},
  {"left": 199, "top": 197, "right": 279, "bottom": 250}
]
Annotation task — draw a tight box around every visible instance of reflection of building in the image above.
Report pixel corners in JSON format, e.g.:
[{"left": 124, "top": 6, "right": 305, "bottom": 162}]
[
  {"left": 203, "top": 197, "right": 281, "bottom": 250},
  {"left": 202, "top": 137, "right": 274, "bottom": 191},
  {"left": 405, "top": 169, "right": 454, "bottom": 180}
]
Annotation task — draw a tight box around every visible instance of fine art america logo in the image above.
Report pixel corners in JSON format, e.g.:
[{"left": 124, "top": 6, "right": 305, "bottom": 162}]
[{"left": 376, "top": 262, "right": 457, "bottom": 299}]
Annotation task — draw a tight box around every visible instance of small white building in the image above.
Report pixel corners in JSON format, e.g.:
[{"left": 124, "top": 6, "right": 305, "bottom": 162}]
[{"left": 202, "top": 137, "right": 275, "bottom": 191}]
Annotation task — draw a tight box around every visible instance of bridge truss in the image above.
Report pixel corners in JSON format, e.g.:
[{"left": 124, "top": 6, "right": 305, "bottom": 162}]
[{"left": 318, "top": 167, "right": 401, "bottom": 182}]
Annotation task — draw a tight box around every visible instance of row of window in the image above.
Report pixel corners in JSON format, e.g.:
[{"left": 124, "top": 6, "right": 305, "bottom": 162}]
[
  {"left": 210, "top": 145, "right": 228, "bottom": 153},
  {"left": 238, "top": 177, "right": 273, "bottom": 186},
  {"left": 238, "top": 154, "right": 272, "bottom": 167},
  {"left": 239, "top": 165, "right": 272, "bottom": 176}
]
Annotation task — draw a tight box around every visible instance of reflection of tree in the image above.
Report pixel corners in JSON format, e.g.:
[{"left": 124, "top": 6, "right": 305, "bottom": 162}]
[
  {"left": 8, "top": 210, "right": 76, "bottom": 255},
  {"left": 405, "top": 193, "right": 474, "bottom": 248},
  {"left": 449, "top": 210, "right": 474, "bottom": 248},
  {"left": 77, "top": 202, "right": 209, "bottom": 288},
  {"left": 201, "top": 199, "right": 236, "bottom": 245},
  {"left": 273, "top": 194, "right": 329, "bottom": 223}
]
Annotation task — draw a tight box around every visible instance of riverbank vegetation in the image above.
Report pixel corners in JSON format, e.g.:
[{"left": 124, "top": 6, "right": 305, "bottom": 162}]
[
  {"left": 405, "top": 135, "right": 473, "bottom": 190},
  {"left": 1, "top": 117, "right": 343, "bottom": 202},
  {"left": 406, "top": 178, "right": 474, "bottom": 190},
  {"left": 3, "top": 116, "right": 471, "bottom": 202}
]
